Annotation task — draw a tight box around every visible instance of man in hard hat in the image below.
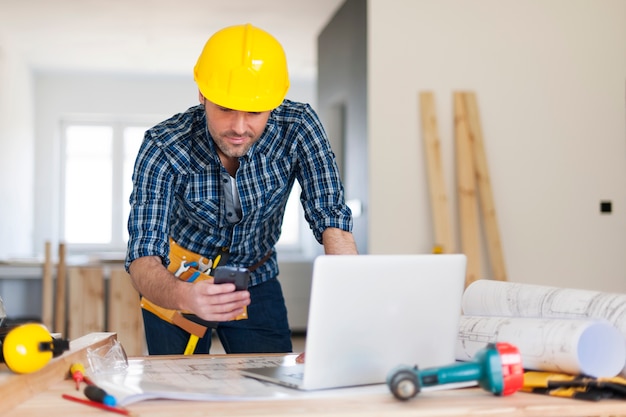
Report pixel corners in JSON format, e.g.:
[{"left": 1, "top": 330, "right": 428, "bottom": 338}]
[{"left": 125, "top": 24, "right": 357, "bottom": 355}]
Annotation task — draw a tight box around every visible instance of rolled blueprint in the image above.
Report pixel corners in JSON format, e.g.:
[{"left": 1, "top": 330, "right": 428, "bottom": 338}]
[
  {"left": 460, "top": 280, "right": 626, "bottom": 376},
  {"left": 456, "top": 315, "right": 626, "bottom": 377}
]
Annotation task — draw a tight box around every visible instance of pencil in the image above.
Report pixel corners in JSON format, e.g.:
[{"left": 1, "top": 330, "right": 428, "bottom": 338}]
[{"left": 61, "top": 394, "right": 135, "bottom": 416}]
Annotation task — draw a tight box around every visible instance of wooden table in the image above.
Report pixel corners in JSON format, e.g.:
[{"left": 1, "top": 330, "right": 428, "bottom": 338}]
[{"left": 2, "top": 333, "right": 626, "bottom": 417}]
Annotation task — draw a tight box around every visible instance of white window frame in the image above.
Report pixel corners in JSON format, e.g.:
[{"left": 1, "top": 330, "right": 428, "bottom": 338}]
[{"left": 59, "top": 118, "right": 156, "bottom": 254}]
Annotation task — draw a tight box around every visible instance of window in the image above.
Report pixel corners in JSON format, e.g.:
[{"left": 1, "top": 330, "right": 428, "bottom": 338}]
[
  {"left": 60, "top": 120, "right": 303, "bottom": 253},
  {"left": 63, "top": 125, "right": 114, "bottom": 244},
  {"left": 277, "top": 183, "right": 301, "bottom": 247},
  {"left": 61, "top": 122, "right": 146, "bottom": 251}
]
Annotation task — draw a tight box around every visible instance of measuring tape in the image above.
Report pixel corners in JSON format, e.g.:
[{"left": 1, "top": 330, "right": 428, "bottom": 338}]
[{"left": 1, "top": 323, "right": 70, "bottom": 374}]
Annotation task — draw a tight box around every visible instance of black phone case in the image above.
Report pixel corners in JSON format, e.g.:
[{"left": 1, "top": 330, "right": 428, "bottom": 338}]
[{"left": 213, "top": 266, "right": 250, "bottom": 291}]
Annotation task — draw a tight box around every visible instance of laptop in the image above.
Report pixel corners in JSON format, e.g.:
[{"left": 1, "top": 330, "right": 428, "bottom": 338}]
[{"left": 240, "top": 254, "right": 467, "bottom": 390}]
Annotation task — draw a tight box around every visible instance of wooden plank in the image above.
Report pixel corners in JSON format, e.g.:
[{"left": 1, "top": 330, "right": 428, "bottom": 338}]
[
  {"left": 53, "top": 242, "right": 66, "bottom": 334},
  {"left": 108, "top": 269, "right": 145, "bottom": 356},
  {"left": 463, "top": 92, "right": 508, "bottom": 282},
  {"left": 0, "top": 332, "right": 117, "bottom": 415},
  {"left": 420, "top": 92, "right": 455, "bottom": 254},
  {"left": 67, "top": 267, "right": 105, "bottom": 340},
  {"left": 454, "top": 92, "right": 481, "bottom": 287},
  {"left": 41, "top": 241, "right": 53, "bottom": 329}
]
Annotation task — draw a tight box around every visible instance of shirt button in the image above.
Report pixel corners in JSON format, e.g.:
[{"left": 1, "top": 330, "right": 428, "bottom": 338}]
[{"left": 227, "top": 212, "right": 233, "bottom": 217}]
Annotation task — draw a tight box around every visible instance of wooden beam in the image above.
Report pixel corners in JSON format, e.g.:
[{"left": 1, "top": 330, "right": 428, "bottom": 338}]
[
  {"left": 67, "top": 267, "right": 105, "bottom": 340},
  {"left": 454, "top": 92, "right": 481, "bottom": 287},
  {"left": 53, "top": 242, "right": 67, "bottom": 334},
  {"left": 108, "top": 269, "right": 145, "bottom": 356},
  {"left": 41, "top": 241, "right": 53, "bottom": 329},
  {"left": 463, "top": 92, "right": 507, "bottom": 281},
  {"left": 420, "top": 92, "right": 455, "bottom": 254}
]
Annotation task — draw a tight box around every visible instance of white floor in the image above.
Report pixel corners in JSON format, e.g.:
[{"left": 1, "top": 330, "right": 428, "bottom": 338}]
[{"left": 210, "top": 333, "right": 306, "bottom": 355}]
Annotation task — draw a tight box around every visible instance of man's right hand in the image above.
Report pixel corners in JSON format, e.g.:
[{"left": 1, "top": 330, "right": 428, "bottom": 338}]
[
  {"left": 181, "top": 278, "right": 250, "bottom": 322},
  {"left": 129, "top": 256, "right": 250, "bottom": 322}
]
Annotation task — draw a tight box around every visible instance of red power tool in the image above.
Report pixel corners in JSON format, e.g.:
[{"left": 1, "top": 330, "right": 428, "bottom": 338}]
[{"left": 387, "top": 342, "right": 524, "bottom": 400}]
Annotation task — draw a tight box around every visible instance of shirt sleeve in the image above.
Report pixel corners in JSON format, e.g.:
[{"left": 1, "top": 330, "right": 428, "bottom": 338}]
[
  {"left": 125, "top": 131, "right": 174, "bottom": 271},
  {"left": 295, "top": 105, "right": 353, "bottom": 243}
]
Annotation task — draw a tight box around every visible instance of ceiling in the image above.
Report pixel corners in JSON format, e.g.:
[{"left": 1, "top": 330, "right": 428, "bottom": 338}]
[{"left": 0, "top": 0, "right": 344, "bottom": 79}]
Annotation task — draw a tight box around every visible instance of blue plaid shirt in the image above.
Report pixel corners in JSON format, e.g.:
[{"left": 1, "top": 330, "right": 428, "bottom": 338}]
[{"left": 125, "top": 100, "right": 352, "bottom": 286}]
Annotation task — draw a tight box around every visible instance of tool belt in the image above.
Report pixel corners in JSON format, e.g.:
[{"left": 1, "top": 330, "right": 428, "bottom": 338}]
[{"left": 141, "top": 240, "right": 271, "bottom": 338}]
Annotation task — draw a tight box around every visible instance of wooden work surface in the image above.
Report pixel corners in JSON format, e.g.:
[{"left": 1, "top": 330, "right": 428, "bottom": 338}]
[
  {"left": 5, "top": 375, "right": 626, "bottom": 417},
  {"left": 2, "top": 333, "right": 625, "bottom": 417}
]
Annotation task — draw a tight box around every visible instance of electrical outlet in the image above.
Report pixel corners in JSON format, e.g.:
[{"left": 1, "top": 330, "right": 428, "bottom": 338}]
[{"left": 600, "top": 200, "right": 612, "bottom": 214}]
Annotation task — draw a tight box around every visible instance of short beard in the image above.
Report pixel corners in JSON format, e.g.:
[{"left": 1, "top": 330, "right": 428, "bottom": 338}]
[{"left": 213, "top": 131, "right": 256, "bottom": 158}]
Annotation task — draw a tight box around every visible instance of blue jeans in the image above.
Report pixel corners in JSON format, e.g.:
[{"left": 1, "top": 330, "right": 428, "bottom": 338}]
[{"left": 142, "top": 278, "right": 293, "bottom": 355}]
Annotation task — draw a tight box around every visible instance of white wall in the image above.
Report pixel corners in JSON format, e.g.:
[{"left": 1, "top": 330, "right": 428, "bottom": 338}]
[
  {"left": 368, "top": 0, "right": 626, "bottom": 292},
  {"left": 0, "top": 48, "right": 34, "bottom": 258}
]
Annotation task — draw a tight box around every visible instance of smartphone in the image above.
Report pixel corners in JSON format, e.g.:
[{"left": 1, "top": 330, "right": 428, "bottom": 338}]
[{"left": 213, "top": 266, "right": 250, "bottom": 291}]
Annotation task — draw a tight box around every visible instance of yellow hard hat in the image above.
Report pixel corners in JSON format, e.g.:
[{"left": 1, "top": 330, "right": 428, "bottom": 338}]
[{"left": 194, "top": 23, "right": 290, "bottom": 112}]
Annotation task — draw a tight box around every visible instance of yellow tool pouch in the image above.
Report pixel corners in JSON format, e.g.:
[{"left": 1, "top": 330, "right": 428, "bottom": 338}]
[{"left": 167, "top": 239, "right": 213, "bottom": 281}]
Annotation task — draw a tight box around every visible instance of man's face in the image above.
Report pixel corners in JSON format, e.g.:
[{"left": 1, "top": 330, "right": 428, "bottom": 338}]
[{"left": 201, "top": 93, "right": 271, "bottom": 159}]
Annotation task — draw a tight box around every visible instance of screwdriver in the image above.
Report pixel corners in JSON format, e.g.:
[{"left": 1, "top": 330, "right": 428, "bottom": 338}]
[
  {"left": 70, "top": 362, "right": 92, "bottom": 390},
  {"left": 84, "top": 384, "right": 117, "bottom": 406}
]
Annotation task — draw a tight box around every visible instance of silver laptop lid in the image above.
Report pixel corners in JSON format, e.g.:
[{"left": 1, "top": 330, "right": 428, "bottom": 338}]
[{"left": 302, "top": 254, "right": 466, "bottom": 390}]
